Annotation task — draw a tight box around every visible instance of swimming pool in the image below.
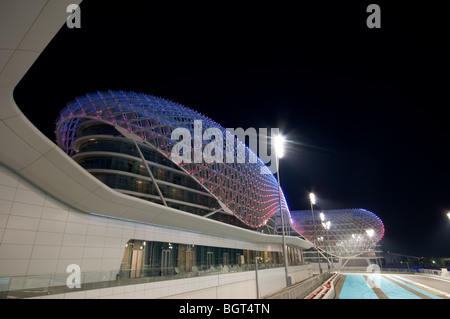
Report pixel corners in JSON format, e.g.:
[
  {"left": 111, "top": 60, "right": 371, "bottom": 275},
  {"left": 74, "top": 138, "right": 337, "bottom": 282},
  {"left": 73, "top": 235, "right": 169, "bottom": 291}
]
[{"left": 337, "top": 274, "right": 443, "bottom": 299}]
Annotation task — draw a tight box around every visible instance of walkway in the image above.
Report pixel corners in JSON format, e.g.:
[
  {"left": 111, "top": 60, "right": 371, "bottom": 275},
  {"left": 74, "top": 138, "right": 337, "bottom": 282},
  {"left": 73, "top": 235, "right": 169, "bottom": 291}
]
[{"left": 335, "top": 273, "right": 450, "bottom": 299}]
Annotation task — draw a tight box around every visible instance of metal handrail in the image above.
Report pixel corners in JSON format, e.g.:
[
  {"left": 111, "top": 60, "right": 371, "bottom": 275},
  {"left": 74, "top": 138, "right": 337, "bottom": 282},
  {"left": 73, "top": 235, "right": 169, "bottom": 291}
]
[{"left": 0, "top": 262, "right": 310, "bottom": 299}]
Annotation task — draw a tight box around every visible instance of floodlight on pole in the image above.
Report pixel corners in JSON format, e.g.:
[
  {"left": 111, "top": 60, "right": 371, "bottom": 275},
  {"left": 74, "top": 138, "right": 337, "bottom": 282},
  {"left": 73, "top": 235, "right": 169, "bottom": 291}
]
[
  {"left": 275, "top": 132, "right": 290, "bottom": 287},
  {"left": 322, "top": 220, "right": 331, "bottom": 230},
  {"left": 274, "top": 134, "right": 285, "bottom": 159},
  {"left": 366, "top": 229, "right": 374, "bottom": 237},
  {"left": 309, "top": 192, "right": 322, "bottom": 274},
  {"left": 309, "top": 192, "right": 316, "bottom": 205}
]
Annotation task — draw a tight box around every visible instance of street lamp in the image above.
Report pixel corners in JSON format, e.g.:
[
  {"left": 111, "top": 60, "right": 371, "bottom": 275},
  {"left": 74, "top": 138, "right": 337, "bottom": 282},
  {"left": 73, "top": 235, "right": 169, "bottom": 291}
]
[
  {"left": 255, "top": 256, "right": 263, "bottom": 299},
  {"left": 274, "top": 134, "right": 291, "bottom": 287},
  {"left": 320, "top": 212, "right": 333, "bottom": 270},
  {"left": 309, "top": 192, "right": 323, "bottom": 274},
  {"left": 447, "top": 212, "right": 450, "bottom": 221},
  {"left": 274, "top": 134, "right": 285, "bottom": 159},
  {"left": 366, "top": 229, "right": 375, "bottom": 237},
  {"left": 309, "top": 192, "right": 316, "bottom": 205}
]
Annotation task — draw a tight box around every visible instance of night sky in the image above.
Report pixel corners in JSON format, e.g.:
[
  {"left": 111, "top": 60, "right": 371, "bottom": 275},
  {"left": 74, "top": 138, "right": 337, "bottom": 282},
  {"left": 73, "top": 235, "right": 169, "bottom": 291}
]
[{"left": 14, "top": 1, "right": 450, "bottom": 257}]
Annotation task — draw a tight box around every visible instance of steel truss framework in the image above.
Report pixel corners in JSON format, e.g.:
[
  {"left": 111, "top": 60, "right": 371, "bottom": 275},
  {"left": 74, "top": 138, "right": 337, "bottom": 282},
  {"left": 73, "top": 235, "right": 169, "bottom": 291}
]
[
  {"left": 56, "top": 90, "right": 289, "bottom": 229},
  {"left": 290, "top": 209, "right": 385, "bottom": 257}
]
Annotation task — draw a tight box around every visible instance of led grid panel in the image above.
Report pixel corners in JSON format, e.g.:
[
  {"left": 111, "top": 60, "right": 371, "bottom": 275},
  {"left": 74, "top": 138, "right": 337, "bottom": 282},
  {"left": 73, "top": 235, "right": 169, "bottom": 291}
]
[
  {"left": 56, "top": 90, "right": 289, "bottom": 229},
  {"left": 290, "top": 208, "right": 385, "bottom": 257}
]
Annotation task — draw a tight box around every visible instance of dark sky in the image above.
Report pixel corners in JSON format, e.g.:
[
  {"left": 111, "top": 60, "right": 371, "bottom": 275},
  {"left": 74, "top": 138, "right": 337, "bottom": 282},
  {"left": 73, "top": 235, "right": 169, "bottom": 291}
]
[{"left": 14, "top": 1, "right": 450, "bottom": 257}]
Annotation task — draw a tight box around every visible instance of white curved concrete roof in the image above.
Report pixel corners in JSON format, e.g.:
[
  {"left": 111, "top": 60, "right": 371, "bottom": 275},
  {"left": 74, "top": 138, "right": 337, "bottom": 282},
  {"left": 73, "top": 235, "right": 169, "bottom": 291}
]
[{"left": 0, "top": 0, "right": 313, "bottom": 250}]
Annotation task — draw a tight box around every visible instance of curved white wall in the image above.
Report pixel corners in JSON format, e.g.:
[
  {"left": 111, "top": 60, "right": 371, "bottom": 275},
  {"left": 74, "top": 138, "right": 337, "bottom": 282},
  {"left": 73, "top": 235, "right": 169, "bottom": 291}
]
[
  {"left": 0, "top": 163, "right": 314, "bottom": 298},
  {"left": 0, "top": 164, "right": 286, "bottom": 278}
]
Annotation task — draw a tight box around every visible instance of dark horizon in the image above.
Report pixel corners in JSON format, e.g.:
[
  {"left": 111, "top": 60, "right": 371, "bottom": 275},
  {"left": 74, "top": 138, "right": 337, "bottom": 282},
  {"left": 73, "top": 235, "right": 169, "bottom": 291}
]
[{"left": 13, "top": 1, "right": 450, "bottom": 257}]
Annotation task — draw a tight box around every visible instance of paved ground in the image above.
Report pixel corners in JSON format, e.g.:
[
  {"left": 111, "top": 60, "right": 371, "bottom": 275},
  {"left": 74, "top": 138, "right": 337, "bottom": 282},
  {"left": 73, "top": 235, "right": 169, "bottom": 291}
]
[
  {"left": 393, "top": 274, "right": 450, "bottom": 295},
  {"left": 335, "top": 273, "right": 450, "bottom": 299}
]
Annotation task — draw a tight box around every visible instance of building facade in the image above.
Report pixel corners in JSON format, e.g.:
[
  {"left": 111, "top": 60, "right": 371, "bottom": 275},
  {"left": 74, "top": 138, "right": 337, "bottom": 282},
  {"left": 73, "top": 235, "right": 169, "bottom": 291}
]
[
  {"left": 0, "top": 164, "right": 309, "bottom": 298},
  {"left": 290, "top": 209, "right": 385, "bottom": 269},
  {"left": 55, "top": 91, "right": 284, "bottom": 233},
  {"left": 0, "top": 1, "right": 314, "bottom": 298}
]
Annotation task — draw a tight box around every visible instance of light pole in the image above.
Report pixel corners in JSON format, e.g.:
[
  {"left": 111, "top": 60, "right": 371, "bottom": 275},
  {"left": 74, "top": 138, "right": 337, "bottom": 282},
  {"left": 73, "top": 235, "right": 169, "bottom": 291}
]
[
  {"left": 365, "top": 228, "right": 382, "bottom": 269},
  {"left": 274, "top": 134, "right": 291, "bottom": 287},
  {"left": 320, "top": 212, "right": 332, "bottom": 270},
  {"left": 309, "top": 192, "right": 323, "bottom": 274}
]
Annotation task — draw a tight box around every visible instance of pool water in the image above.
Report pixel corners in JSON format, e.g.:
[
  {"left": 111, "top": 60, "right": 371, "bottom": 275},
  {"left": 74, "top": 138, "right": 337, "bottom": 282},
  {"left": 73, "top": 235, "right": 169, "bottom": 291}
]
[{"left": 338, "top": 274, "right": 443, "bottom": 299}]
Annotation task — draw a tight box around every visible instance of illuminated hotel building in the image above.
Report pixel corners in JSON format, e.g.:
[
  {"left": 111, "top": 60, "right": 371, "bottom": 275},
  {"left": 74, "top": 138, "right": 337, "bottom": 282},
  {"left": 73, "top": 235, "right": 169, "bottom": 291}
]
[
  {"left": 290, "top": 209, "right": 385, "bottom": 268},
  {"left": 0, "top": 1, "right": 313, "bottom": 297}
]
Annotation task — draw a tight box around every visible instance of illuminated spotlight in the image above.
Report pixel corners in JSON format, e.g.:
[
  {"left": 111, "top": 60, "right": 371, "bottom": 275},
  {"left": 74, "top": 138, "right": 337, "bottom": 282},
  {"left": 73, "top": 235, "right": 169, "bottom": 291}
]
[
  {"left": 309, "top": 192, "right": 316, "bottom": 205},
  {"left": 319, "top": 212, "right": 325, "bottom": 221},
  {"left": 366, "top": 229, "right": 374, "bottom": 237},
  {"left": 274, "top": 134, "right": 285, "bottom": 158}
]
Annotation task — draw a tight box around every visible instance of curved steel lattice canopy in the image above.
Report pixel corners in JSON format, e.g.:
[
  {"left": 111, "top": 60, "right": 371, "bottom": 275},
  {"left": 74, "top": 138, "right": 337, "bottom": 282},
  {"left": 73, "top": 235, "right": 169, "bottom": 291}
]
[
  {"left": 56, "top": 90, "right": 288, "bottom": 229},
  {"left": 290, "top": 209, "right": 385, "bottom": 257}
]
